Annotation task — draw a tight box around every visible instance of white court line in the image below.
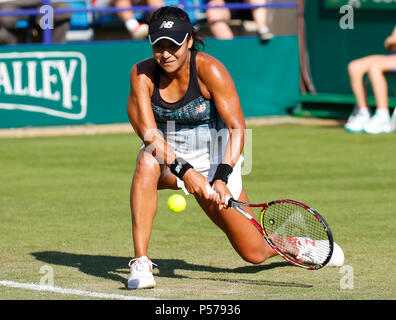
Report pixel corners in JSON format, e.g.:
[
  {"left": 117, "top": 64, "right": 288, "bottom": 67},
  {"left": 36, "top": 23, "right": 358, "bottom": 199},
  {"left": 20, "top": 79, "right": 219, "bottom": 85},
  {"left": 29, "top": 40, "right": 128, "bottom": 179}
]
[{"left": 0, "top": 280, "right": 158, "bottom": 300}]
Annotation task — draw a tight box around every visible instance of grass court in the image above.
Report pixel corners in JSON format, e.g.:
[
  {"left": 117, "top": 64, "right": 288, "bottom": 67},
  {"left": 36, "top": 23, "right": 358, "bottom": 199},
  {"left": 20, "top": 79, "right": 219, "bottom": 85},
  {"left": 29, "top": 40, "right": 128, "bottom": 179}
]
[{"left": 1, "top": 122, "right": 395, "bottom": 300}]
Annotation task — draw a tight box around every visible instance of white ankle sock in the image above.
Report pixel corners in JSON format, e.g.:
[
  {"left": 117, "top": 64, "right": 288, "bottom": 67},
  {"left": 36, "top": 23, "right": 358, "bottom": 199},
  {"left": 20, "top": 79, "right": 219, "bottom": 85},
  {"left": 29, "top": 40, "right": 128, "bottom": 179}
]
[
  {"left": 376, "top": 109, "right": 390, "bottom": 117},
  {"left": 358, "top": 107, "right": 370, "bottom": 115}
]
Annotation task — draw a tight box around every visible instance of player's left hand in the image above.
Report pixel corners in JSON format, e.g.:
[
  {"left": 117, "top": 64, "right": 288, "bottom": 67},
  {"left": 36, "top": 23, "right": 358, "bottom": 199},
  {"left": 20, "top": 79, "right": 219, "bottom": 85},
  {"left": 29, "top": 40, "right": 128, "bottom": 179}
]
[{"left": 211, "top": 180, "right": 232, "bottom": 211}]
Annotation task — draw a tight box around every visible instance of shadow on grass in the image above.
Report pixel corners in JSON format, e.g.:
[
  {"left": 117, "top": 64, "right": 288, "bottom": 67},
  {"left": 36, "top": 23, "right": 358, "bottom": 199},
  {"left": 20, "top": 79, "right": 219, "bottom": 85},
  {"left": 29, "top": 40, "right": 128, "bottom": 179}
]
[{"left": 31, "top": 251, "right": 312, "bottom": 289}]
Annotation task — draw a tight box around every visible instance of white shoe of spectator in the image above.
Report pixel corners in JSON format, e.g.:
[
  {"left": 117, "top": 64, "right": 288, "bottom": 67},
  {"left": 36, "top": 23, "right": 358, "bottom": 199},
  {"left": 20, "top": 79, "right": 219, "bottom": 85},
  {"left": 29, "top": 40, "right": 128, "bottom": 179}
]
[
  {"left": 258, "top": 26, "right": 274, "bottom": 41},
  {"left": 364, "top": 110, "right": 392, "bottom": 134},
  {"left": 131, "top": 23, "right": 149, "bottom": 40},
  {"left": 344, "top": 108, "right": 370, "bottom": 133}
]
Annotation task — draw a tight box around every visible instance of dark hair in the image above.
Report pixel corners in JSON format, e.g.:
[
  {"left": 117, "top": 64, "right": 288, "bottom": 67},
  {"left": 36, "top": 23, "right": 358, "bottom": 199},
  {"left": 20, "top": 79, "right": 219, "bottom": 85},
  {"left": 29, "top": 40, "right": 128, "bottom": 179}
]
[{"left": 149, "top": 6, "right": 205, "bottom": 51}]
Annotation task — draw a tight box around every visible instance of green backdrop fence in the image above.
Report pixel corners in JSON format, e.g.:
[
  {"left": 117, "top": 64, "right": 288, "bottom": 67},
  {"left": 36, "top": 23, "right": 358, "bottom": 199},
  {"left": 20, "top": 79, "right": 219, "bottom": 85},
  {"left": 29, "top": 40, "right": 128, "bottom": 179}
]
[
  {"left": 0, "top": 36, "right": 299, "bottom": 129},
  {"left": 305, "top": 0, "right": 396, "bottom": 95}
]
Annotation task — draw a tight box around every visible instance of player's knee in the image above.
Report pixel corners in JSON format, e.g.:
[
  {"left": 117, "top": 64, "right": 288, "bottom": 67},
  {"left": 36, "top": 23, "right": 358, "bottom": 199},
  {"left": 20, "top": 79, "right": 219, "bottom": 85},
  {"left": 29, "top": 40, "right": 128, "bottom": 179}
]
[
  {"left": 241, "top": 249, "right": 268, "bottom": 265},
  {"left": 135, "top": 152, "right": 160, "bottom": 176}
]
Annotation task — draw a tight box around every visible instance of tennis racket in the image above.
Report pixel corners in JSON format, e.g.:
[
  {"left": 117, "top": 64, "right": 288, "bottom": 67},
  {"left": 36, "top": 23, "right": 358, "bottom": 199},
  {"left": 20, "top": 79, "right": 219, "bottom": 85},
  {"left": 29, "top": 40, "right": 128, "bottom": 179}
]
[{"left": 206, "top": 187, "right": 334, "bottom": 270}]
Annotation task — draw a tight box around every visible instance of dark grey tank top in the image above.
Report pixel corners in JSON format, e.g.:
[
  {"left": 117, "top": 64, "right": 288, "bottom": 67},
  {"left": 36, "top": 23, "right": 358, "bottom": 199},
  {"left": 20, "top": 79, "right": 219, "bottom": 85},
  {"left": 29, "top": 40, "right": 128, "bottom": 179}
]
[
  {"left": 151, "top": 50, "right": 218, "bottom": 125},
  {"left": 150, "top": 50, "right": 228, "bottom": 162}
]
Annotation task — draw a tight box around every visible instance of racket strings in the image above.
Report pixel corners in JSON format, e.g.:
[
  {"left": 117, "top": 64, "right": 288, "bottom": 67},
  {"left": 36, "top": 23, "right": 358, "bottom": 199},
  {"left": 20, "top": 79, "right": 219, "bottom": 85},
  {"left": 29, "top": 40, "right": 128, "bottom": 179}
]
[{"left": 261, "top": 202, "right": 331, "bottom": 266}]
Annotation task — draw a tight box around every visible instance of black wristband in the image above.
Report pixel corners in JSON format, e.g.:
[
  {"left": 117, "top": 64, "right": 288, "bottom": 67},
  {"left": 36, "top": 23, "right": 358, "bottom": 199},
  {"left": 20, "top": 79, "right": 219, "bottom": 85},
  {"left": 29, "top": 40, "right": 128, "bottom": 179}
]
[
  {"left": 170, "top": 157, "right": 193, "bottom": 180},
  {"left": 210, "top": 163, "right": 233, "bottom": 185}
]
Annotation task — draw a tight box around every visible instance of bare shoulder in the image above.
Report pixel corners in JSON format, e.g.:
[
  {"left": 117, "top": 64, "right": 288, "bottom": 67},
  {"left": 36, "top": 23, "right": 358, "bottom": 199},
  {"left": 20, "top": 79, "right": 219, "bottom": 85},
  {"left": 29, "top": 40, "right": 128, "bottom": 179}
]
[
  {"left": 195, "top": 51, "right": 234, "bottom": 93},
  {"left": 195, "top": 51, "right": 229, "bottom": 79},
  {"left": 130, "top": 57, "right": 156, "bottom": 89}
]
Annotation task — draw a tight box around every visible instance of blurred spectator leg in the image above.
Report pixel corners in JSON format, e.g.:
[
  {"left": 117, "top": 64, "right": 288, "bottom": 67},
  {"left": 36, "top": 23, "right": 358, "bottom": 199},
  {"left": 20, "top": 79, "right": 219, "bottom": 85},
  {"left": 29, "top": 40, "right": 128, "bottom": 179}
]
[
  {"left": 114, "top": 0, "right": 149, "bottom": 40},
  {"left": 0, "top": 1, "right": 25, "bottom": 44},
  {"left": 248, "top": 0, "right": 273, "bottom": 41},
  {"left": 344, "top": 56, "right": 378, "bottom": 133},
  {"left": 206, "top": 0, "right": 233, "bottom": 39},
  {"left": 363, "top": 57, "right": 396, "bottom": 134},
  {"left": 347, "top": 56, "right": 382, "bottom": 111},
  {"left": 367, "top": 58, "right": 396, "bottom": 112},
  {"left": 0, "top": 0, "right": 72, "bottom": 44}
]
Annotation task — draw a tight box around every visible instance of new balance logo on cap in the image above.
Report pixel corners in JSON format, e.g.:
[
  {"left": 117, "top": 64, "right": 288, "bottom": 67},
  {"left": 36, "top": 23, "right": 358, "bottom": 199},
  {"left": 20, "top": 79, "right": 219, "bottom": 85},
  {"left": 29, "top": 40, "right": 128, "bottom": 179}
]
[
  {"left": 159, "top": 21, "right": 174, "bottom": 29},
  {"left": 149, "top": 18, "right": 192, "bottom": 46}
]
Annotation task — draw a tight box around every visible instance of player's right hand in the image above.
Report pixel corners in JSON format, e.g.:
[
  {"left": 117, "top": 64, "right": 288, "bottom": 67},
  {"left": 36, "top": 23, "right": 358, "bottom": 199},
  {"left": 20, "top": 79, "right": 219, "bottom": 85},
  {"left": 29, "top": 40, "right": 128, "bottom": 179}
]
[{"left": 183, "top": 169, "right": 220, "bottom": 204}]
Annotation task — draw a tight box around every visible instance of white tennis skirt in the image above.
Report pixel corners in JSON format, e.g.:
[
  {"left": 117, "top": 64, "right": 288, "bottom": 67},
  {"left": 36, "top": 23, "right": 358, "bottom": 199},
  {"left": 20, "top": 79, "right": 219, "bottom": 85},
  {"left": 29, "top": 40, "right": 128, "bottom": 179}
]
[
  {"left": 176, "top": 154, "right": 244, "bottom": 199},
  {"left": 143, "top": 120, "right": 244, "bottom": 199}
]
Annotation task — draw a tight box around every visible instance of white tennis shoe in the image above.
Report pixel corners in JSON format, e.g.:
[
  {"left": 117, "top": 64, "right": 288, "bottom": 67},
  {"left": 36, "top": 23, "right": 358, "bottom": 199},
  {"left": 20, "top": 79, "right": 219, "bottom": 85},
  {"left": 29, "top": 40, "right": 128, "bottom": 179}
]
[
  {"left": 127, "top": 256, "right": 157, "bottom": 289},
  {"left": 344, "top": 109, "right": 371, "bottom": 133},
  {"left": 326, "top": 242, "right": 344, "bottom": 267},
  {"left": 363, "top": 111, "right": 392, "bottom": 134},
  {"left": 294, "top": 237, "right": 344, "bottom": 267},
  {"left": 295, "top": 237, "right": 324, "bottom": 265}
]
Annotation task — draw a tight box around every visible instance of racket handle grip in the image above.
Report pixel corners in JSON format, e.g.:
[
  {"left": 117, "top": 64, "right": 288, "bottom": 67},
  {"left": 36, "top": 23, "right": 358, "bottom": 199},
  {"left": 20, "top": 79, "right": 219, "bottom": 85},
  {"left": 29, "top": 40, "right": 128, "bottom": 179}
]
[
  {"left": 205, "top": 186, "right": 232, "bottom": 207},
  {"left": 205, "top": 185, "right": 215, "bottom": 195}
]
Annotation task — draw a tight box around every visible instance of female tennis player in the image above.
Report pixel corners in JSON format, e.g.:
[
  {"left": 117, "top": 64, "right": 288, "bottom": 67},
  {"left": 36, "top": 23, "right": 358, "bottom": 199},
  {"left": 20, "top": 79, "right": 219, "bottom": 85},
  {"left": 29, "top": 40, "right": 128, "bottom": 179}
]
[{"left": 126, "top": 6, "right": 343, "bottom": 289}]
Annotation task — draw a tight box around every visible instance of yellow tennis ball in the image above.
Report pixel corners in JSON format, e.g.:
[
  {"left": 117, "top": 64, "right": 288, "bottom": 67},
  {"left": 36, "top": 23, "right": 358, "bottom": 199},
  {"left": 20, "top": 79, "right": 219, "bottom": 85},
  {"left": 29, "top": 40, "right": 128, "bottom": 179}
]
[{"left": 168, "top": 194, "right": 186, "bottom": 213}]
